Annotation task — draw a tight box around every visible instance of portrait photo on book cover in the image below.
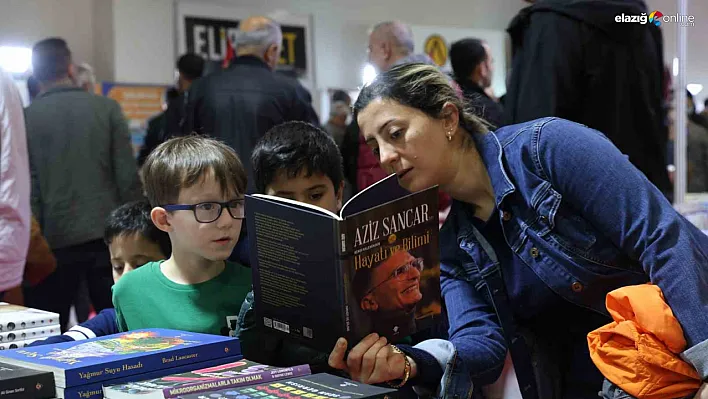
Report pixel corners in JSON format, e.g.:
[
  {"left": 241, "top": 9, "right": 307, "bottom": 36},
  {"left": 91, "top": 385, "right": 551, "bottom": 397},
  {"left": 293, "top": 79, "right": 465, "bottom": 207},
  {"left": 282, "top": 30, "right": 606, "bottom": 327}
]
[{"left": 349, "top": 241, "right": 441, "bottom": 342}]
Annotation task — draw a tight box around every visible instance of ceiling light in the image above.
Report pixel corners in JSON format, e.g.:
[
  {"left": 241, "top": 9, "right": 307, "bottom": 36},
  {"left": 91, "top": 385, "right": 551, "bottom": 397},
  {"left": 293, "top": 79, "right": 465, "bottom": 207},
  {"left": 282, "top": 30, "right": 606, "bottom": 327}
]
[
  {"left": 362, "top": 63, "right": 376, "bottom": 86},
  {"left": 0, "top": 46, "right": 32, "bottom": 74}
]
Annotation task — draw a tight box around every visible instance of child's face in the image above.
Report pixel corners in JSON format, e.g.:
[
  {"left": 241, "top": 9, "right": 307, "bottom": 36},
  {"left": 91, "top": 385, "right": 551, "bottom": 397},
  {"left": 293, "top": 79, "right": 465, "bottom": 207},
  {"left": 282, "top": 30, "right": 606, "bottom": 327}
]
[
  {"left": 109, "top": 233, "right": 166, "bottom": 283},
  {"left": 265, "top": 169, "right": 343, "bottom": 213},
  {"left": 164, "top": 173, "right": 243, "bottom": 262}
]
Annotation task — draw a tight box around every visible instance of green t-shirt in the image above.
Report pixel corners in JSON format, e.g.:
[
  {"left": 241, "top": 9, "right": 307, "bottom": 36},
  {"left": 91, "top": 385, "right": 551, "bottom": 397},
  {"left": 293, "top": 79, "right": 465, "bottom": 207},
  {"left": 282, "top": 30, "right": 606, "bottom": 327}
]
[{"left": 113, "top": 260, "right": 251, "bottom": 336}]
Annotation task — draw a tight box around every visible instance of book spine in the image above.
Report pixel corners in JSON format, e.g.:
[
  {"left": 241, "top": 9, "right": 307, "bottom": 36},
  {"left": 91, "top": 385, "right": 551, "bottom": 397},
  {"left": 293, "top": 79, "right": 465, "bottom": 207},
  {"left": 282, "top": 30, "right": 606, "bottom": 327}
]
[
  {"left": 68, "top": 355, "right": 242, "bottom": 399},
  {"left": 1, "top": 314, "right": 60, "bottom": 333},
  {"left": 0, "top": 325, "right": 61, "bottom": 342},
  {"left": 65, "top": 339, "right": 241, "bottom": 387},
  {"left": 0, "top": 372, "right": 55, "bottom": 399},
  {"left": 337, "top": 221, "right": 352, "bottom": 339},
  {"left": 162, "top": 364, "right": 312, "bottom": 399}
]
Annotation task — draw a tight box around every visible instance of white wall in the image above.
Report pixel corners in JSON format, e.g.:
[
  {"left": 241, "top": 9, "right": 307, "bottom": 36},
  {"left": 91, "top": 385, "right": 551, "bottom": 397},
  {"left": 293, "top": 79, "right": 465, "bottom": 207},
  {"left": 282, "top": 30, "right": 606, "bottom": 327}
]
[
  {"left": 112, "top": 0, "right": 175, "bottom": 85},
  {"left": 409, "top": 25, "right": 507, "bottom": 97},
  {"left": 92, "top": 0, "right": 114, "bottom": 82},
  {"left": 1, "top": 0, "right": 705, "bottom": 103},
  {"left": 109, "top": 0, "right": 526, "bottom": 91},
  {"left": 0, "top": 0, "right": 95, "bottom": 70},
  {"left": 102, "top": 0, "right": 708, "bottom": 104}
]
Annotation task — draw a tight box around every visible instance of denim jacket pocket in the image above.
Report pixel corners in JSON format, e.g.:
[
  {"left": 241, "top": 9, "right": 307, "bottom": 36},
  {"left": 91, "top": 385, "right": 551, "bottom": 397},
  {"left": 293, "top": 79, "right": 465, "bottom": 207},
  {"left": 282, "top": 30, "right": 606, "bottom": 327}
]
[{"left": 530, "top": 185, "right": 641, "bottom": 274}]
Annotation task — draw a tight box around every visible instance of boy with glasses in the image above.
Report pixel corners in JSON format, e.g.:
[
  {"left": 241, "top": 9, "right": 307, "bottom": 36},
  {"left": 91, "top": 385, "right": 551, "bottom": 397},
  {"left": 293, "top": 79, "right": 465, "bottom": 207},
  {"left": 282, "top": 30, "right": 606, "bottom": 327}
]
[{"left": 112, "top": 136, "right": 251, "bottom": 336}]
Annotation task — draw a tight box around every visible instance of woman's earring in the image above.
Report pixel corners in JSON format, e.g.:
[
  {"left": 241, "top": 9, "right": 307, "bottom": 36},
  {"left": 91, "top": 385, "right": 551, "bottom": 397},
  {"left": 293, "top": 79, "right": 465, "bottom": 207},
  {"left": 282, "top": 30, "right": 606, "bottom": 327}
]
[{"left": 446, "top": 131, "right": 453, "bottom": 142}]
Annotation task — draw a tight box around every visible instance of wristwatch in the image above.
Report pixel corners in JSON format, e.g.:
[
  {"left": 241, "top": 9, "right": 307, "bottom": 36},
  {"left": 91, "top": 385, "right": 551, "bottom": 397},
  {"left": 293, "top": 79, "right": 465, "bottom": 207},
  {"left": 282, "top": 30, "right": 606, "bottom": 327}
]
[{"left": 387, "top": 345, "right": 411, "bottom": 389}]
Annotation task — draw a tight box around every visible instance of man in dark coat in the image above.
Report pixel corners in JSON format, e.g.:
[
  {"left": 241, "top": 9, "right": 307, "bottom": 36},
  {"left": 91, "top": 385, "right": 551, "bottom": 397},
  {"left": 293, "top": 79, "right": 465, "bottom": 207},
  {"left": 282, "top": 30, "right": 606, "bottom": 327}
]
[
  {"left": 450, "top": 38, "right": 504, "bottom": 128},
  {"left": 184, "top": 15, "right": 319, "bottom": 193},
  {"left": 504, "top": 0, "right": 671, "bottom": 196}
]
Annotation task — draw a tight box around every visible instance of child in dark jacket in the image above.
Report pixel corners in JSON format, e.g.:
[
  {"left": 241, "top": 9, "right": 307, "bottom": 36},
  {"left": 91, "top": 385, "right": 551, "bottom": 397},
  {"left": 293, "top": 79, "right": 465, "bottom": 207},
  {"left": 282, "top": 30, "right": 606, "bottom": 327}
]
[
  {"left": 29, "top": 201, "right": 170, "bottom": 345},
  {"left": 237, "top": 122, "right": 346, "bottom": 372},
  {"left": 236, "top": 122, "right": 448, "bottom": 381}
]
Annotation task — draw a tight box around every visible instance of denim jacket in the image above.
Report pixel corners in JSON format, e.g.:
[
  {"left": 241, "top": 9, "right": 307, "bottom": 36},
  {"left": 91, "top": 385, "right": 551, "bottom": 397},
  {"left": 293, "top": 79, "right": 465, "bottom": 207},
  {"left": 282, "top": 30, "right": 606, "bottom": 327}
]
[{"left": 413, "top": 118, "right": 708, "bottom": 398}]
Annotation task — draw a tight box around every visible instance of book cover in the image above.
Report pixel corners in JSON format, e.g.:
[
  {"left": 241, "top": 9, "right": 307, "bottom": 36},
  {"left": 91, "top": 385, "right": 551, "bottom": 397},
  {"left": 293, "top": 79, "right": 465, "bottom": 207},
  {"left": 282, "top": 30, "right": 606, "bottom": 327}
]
[
  {"left": 0, "top": 325, "right": 60, "bottom": 343},
  {"left": 104, "top": 360, "right": 311, "bottom": 399},
  {"left": 0, "top": 304, "right": 60, "bottom": 333},
  {"left": 174, "top": 373, "right": 397, "bottom": 399},
  {"left": 0, "top": 361, "right": 55, "bottom": 399},
  {"left": 246, "top": 174, "right": 442, "bottom": 352},
  {"left": 58, "top": 356, "right": 242, "bottom": 399},
  {"left": 0, "top": 329, "right": 240, "bottom": 388}
]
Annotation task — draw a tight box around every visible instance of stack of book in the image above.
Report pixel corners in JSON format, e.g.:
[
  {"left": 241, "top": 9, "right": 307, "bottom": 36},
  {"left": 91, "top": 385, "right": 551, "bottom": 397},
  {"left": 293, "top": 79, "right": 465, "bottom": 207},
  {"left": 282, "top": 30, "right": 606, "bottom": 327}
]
[
  {"left": 0, "top": 361, "right": 55, "bottom": 399},
  {"left": 0, "top": 303, "right": 60, "bottom": 350},
  {"left": 172, "top": 372, "right": 398, "bottom": 399},
  {"left": 103, "top": 359, "right": 312, "bottom": 399},
  {"left": 0, "top": 329, "right": 242, "bottom": 399},
  {"left": 102, "top": 363, "right": 397, "bottom": 399}
]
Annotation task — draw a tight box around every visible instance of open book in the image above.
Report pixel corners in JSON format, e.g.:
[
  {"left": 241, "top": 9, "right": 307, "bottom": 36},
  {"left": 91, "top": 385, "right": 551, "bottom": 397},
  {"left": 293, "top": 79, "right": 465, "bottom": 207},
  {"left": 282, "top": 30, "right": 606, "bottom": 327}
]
[{"left": 245, "top": 174, "right": 442, "bottom": 352}]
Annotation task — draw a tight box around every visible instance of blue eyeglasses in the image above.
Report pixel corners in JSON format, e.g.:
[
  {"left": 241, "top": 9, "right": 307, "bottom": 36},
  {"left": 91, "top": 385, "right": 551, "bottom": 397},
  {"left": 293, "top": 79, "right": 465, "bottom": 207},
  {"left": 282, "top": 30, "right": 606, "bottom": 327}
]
[{"left": 163, "top": 200, "right": 245, "bottom": 223}]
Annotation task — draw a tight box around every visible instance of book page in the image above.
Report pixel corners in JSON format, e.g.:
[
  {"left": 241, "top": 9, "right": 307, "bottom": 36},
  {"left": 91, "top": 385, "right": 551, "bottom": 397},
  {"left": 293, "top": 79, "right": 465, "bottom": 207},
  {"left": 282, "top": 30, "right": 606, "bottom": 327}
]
[
  {"left": 251, "top": 194, "right": 341, "bottom": 220},
  {"left": 340, "top": 174, "right": 410, "bottom": 219}
]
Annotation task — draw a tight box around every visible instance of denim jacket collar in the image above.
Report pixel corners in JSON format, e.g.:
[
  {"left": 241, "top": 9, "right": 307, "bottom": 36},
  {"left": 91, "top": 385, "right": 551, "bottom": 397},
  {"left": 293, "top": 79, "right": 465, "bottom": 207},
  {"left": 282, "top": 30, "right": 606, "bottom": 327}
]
[{"left": 473, "top": 132, "right": 516, "bottom": 208}]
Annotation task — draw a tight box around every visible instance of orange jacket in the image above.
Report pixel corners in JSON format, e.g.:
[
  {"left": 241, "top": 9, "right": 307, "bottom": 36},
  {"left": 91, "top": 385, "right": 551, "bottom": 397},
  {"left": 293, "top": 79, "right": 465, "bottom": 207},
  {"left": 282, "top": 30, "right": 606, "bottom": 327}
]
[{"left": 587, "top": 284, "right": 701, "bottom": 398}]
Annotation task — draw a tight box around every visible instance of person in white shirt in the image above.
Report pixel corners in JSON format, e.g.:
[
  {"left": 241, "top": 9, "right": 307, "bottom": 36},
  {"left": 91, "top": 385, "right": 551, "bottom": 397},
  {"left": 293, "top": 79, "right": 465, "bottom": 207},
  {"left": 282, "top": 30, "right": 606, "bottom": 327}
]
[{"left": 0, "top": 69, "right": 31, "bottom": 302}]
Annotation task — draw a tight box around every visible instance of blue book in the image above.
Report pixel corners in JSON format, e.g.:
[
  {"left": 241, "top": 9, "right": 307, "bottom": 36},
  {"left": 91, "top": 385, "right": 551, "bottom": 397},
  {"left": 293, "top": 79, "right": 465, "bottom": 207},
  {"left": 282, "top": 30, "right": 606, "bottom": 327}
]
[
  {"left": 0, "top": 329, "right": 240, "bottom": 388},
  {"left": 59, "top": 356, "right": 243, "bottom": 399}
]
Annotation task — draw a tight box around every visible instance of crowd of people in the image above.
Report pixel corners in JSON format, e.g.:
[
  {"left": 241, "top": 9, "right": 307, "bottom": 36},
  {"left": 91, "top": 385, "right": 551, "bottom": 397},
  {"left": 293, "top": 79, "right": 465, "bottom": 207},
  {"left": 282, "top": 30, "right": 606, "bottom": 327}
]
[{"left": 1, "top": 1, "right": 707, "bottom": 398}]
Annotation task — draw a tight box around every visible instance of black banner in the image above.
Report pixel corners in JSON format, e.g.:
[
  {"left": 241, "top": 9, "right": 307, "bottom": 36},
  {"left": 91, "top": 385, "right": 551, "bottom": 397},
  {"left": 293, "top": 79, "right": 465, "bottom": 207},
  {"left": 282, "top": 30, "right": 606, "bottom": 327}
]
[{"left": 184, "top": 16, "right": 307, "bottom": 78}]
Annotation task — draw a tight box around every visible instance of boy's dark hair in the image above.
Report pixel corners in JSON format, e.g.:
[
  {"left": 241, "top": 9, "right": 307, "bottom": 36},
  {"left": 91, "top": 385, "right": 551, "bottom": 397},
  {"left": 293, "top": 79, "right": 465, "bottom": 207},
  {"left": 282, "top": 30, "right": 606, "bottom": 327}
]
[
  {"left": 449, "top": 38, "right": 487, "bottom": 81},
  {"left": 177, "top": 53, "right": 205, "bottom": 81},
  {"left": 142, "top": 135, "right": 247, "bottom": 207},
  {"left": 32, "top": 37, "right": 72, "bottom": 83},
  {"left": 104, "top": 201, "right": 171, "bottom": 257},
  {"left": 252, "top": 121, "right": 344, "bottom": 194}
]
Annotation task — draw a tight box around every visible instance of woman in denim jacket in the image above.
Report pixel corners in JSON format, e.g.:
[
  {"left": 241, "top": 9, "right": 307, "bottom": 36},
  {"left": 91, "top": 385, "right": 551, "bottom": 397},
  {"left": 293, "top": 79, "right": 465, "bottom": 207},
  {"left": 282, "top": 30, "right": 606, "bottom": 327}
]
[{"left": 328, "top": 64, "right": 708, "bottom": 398}]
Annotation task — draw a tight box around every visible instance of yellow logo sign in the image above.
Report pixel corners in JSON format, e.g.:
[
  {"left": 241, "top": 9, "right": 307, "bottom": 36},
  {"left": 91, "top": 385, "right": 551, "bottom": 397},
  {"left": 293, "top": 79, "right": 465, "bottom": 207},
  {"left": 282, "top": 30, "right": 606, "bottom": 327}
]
[{"left": 424, "top": 34, "right": 448, "bottom": 66}]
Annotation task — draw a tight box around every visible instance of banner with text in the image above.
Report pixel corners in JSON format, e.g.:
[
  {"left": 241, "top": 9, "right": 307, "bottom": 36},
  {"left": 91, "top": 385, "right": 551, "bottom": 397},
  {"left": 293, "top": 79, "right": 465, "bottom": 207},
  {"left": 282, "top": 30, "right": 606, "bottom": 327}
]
[
  {"left": 101, "top": 83, "right": 169, "bottom": 157},
  {"left": 184, "top": 16, "right": 307, "bottom": 79}
]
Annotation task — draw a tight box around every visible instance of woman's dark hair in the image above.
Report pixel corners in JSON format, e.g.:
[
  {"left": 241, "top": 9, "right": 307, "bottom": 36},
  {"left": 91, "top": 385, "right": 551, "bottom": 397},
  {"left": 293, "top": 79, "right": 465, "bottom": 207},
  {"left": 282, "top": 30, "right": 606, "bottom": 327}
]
[{"left": 353, "top": 63, "right": 488, "bottom": 136}]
